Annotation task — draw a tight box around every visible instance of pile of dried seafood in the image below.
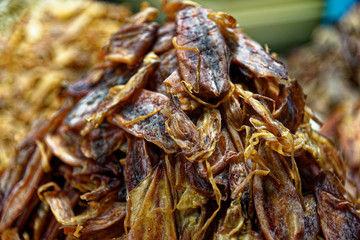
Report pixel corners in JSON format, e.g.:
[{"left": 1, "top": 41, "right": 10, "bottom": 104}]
[{"left": 1, "top": 1, "right": 359, "bottom": 239}]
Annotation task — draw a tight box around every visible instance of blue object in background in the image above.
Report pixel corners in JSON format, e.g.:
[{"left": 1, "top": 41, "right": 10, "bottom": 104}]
[{"left": 323, "top": 0, "right": 358, "bottom": 23}]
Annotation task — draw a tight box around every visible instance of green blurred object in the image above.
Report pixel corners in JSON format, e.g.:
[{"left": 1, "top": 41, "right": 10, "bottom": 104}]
[
  {"left": 112, "top": 0, "right": 324, "bottom": 52},
  {"left": 194, "top": 0, "right": 324, "bottom": 51}
]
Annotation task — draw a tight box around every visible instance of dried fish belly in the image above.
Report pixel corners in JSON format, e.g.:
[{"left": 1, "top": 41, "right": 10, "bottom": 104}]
[{"left": 1, "top": 1, "right": 359, "bottom": 240}]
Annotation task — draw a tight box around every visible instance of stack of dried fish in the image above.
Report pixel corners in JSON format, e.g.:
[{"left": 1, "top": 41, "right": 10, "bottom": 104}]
[
  {"left": 0, "top": 0, "right": 131, "bottom": 168},
  {"left": 1, "top": 1, "right": 360, "bottom": 239}
]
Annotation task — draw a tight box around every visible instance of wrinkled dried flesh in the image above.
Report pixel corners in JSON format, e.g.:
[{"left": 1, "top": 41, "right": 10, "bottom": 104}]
[
  {"left": 207, "top": 128, "right": 239, "bottom": 176},
  {"left": 184, "top": 158, "right": 213, "bottom": 197},
  {"left": 231, "top": 29, "right": 287, "bottom": 80},
  {"left": 253, "top": 146, "right": 304, "bottom": 240},
  {"left": 66, "top": 69, "right": 105, "bottom": 97},
  {"left": 37, "top": 182, "right": 75, "bottom": 226},
  {"left": 38, "top": 183, "right": 126, "bottom": 238},
  {"left": 125, "top": 136, "right": 156, "bottom": 192},
  {"left": 0, "top": 143, "right": 36, "bottom": 204},
  {"left": 79, "top": 178, "right": 122, "bottom": 202},
  {"left": 45, "top": 128, "right": 86, "bottom": 167},
  {"left": 105, "top": 22, "right": 159, "bottom": 65},
  {"left": 273, "top": 81, "right": 305, "bottom": 133},
  {"left": 175, "top": 6, "right": 231, "bottom": 101},
  {"left": 150, "top": 49, "right": 178, "bottom": 96},
  {"left": 65, "top": 87, "right": 109, "bottom": 129},
  {"left": 80, "top": 123, "right": 125, "bottom": 160},
  {"left": 214, "top": 198, "right": 261, "bottom": 239},
  {"left": 88, "top": 52, "right": 160, "bottom": 129},
  {"left": 70, "top": 192, "right": 126, "bottom": 237},
  {"left": 66, "top": 64, "right": 136, "bottom": 98},
  {"left": 64, "top": 66, "right": 137, "bottom": 129},
  {"left": 110, "top": 89, "right": 179, "bottom": 153},
  {"left": 315, "top": 170, "right": 360, "bottom": 240},
  {"left": 0, "top": 147, "right": 43, "bottom": 232},
  {"left": 303, "top": 194, "right": 320, "bottom": 240},
  {"left": 164, "top": 70, "right": 201, "bottom": 112},
  {"left": 166, "top": 103, "right": 223, "bottom": 162},
  {"left": 153, "top": 22, "right": 177, "bottom": 54}
]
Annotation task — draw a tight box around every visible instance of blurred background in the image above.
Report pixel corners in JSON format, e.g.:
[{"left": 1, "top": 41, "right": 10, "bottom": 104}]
[
  {"left": 0, "top": 0, "right": 360, "bottom": 169},
  {"left": 111, "top": 0, "right": 357, "bottom": 51}
]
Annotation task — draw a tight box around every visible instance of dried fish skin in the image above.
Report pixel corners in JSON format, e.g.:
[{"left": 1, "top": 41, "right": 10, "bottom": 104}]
[{"left": 88, "top": 52, "right": 160, "bottom": 129}]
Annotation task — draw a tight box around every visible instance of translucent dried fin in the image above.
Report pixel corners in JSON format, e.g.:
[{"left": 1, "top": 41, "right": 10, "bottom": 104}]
[
  {"left": 243, "top": 132, "right": 280, "bottom": 183},
  {"left": 193, "top": 160, "right": 222, "bottom": 240},
  {"left": 245, "top": 93, "right": 276, "bottom": 115},
  {"left": 226, "top": 121, "right": 245, "bottom": 153},
  {"left": 236, "top": 84, "right": 299, "bottom": 152},
  {"left": 223, "top": 94, "right": 246, "bottom": 131},
  {"left": 188, "top": 108, "right": 222, "bottom": 161},
  {"left": 290, "top": 138, "right": 305, "bottom": 209},
  {"left": 125, "top": 162, "right": 177, "bottom": 239}
]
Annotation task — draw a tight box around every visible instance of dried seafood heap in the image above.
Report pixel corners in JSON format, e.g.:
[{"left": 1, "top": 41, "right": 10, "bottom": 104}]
[
  {"left": 0, "top": 0, "right": 131, "bottom": 168},
  {"left": 1, "top": 1, "right": 360, "bottom": 239}
]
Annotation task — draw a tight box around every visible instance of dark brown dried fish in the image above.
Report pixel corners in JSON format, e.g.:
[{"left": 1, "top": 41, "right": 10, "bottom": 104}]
[
  {"left": 105, "top": 23, "right": 159, "bottom": 65},
  {"left": 175, "top": 6, "right": 231, "bottom": 103},
  {"left": 231, "top": 29, "right": 288, "bottom": 80}
]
